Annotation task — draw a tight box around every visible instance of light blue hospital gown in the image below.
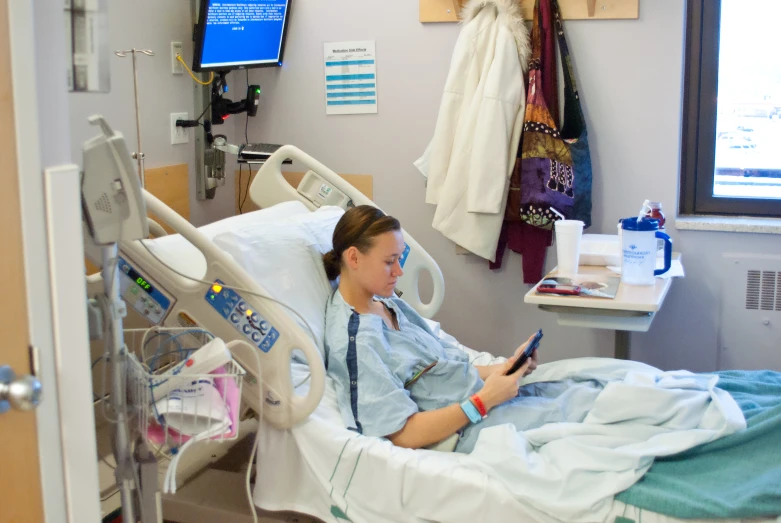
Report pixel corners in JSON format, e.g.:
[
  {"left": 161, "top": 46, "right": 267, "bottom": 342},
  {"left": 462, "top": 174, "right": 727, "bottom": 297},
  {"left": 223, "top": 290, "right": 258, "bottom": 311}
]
[{"left": 324, "top": 289, "right": 604, "bottom": 453}]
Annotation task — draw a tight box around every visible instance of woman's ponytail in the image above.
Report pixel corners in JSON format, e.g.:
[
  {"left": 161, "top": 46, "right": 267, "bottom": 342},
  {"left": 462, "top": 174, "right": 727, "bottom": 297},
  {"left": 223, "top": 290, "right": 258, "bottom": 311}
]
[{"left": 322, "top": 249, "right": 342, "bottom": 281}]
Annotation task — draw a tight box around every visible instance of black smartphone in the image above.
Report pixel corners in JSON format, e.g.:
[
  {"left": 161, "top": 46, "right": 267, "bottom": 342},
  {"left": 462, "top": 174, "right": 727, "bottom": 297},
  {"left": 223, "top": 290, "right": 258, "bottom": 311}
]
[{"left": 505, "top": 329, "right": 543, "bottom": 375}]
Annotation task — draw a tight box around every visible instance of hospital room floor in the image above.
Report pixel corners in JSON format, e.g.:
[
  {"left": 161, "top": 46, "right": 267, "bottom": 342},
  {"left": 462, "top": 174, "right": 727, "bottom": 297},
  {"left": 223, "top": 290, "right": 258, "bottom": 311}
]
[
  {"left": 160, "top": 434, "right": 324, "bottom": 523},
  {"left": 162, "top": 470, "right": 324, "bottom": 523}
]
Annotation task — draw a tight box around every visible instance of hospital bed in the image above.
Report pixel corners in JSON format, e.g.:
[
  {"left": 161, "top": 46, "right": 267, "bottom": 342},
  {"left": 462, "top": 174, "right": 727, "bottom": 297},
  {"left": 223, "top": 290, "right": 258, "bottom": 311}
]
[{"left": 86, "top": 146, "right": 779, "bottom": 523}]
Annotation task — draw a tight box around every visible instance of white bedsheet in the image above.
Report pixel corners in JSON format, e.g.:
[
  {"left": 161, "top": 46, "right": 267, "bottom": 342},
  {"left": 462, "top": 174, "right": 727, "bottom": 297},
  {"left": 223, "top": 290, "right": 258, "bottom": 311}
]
[
  {"left": 254, "top": 353, "right": 748, "bottom": 523},
  {"left": 468, "top": 358, "right": 746, "bottom": 521}
]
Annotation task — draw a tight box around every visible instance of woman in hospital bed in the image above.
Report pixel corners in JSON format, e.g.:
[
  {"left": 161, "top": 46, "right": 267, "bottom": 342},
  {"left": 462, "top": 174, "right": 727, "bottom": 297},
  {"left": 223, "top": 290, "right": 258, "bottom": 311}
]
[
  {"left": 321, "top": 205, "right": 602, "bottom": 453},
  {"left": 303, "top": 204, "right": 779, "bottom": 520}
]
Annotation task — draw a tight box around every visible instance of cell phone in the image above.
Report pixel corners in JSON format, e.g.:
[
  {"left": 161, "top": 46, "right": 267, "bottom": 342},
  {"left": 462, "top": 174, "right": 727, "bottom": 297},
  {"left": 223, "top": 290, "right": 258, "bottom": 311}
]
[
  {"left": 505, "top": 329, "right": 543, "bottom": 375},
  {"left": 537, "top": 284, "right": 581, "bottom": 296}
]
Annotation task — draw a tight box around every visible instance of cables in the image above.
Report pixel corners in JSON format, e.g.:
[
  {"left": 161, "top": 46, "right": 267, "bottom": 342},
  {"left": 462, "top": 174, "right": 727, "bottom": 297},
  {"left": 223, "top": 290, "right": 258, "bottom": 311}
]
[
  {"left": 101, "top": 489, "right": 120, "bottom": 502},
  {"left": 194, "top": 99, "right": 214, "bottom": 124},
  {"left": 161, "top": 339, "right": 263, "bottom": 522},
  {"left": 173, "top": 100, "right": 214, "bottom": 132},
  {"left": 134, "top": 222, "right": 325, "bottom": 508},
  {"left": 241, "top": 69, "right": 253, "bottom": 215},
  {"left": 137, "top": 240, "right": 318, "bottom": 355},
  {"left": 136, "top": 231, "right": 323, "bottom": 519},
  {"left": 177, "top": 54, "right": 214, "bottom": 85},
  {"left": 163, "top": 416, "right": 229, "bottom": 494},
  {"left": 142, "top": 329, "right": 213, "bottom": 368},
  {"left": 239, "top": 164, "right": 253, "bottom": 214},
  {"left": 137, "top": 239, "right": 317, "bottom": 391},
  {"left": 245, "top": 69, "right": 250, "bottom": 144},
  {"left": 226, "top": 339, "right": 263, "bottom": 523},
  {"left": 238, "top": 163, "right": 246, "bottom": 214}
]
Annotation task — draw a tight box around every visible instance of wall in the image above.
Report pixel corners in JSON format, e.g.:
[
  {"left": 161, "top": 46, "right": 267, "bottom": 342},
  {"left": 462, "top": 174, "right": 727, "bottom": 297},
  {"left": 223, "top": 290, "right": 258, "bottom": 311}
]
[
  {"left": 68, "top": 0, "right": 237, "bottom": 226},
  {"left": 240, "top": 1, "right": 781, "bottom": 371}
]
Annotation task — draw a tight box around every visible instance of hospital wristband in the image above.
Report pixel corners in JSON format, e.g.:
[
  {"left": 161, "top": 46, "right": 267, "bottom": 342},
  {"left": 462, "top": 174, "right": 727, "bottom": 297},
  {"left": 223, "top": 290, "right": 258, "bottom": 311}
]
[
  {"left": 470, "top": 394, "right": 488, "bottom": 418},
  {"left": 460, "top": 399, "right": 482, "bottom": 424}
]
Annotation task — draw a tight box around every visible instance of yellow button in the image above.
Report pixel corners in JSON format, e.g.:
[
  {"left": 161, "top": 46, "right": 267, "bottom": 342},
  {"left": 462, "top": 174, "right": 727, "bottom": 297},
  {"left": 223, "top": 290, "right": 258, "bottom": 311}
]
[{"left": 211, "top": 284, "right": 223, "bottom": 293}]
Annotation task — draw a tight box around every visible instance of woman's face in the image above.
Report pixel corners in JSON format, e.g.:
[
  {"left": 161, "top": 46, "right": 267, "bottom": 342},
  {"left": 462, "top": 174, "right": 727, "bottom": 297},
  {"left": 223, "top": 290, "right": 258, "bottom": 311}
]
[{"left": 347, "top": 230, "right": 405, "bottom": 298}]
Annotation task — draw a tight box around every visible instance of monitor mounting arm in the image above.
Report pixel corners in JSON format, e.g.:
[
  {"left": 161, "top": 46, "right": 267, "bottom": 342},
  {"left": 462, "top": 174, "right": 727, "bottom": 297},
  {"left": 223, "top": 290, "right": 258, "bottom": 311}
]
[{"left": 188, "top": 70, "right": 261, "bottom": 200}]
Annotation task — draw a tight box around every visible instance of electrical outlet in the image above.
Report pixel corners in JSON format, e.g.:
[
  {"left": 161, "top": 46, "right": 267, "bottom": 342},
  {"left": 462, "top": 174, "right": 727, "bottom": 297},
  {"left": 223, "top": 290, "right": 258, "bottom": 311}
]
[
  {"left": 170, "top": 112, "right": 189, "bottom": 145},
  {"left": 171, "top": 41, "right": 183, "bottom": 75}
]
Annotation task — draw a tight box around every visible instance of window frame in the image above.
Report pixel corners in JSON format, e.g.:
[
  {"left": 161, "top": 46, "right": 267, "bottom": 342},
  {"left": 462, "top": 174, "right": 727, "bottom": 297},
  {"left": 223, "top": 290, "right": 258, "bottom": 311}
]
[{"left": 679, "top": 0, "right": 781, "bottom": 217}]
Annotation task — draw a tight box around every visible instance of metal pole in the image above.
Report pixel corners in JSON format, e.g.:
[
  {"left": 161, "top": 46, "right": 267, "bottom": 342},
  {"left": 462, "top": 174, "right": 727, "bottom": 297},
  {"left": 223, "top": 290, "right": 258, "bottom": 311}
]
[
  {"left": 192, "top": 0, "right": 212, "bottom": 201},
  {"left": 102, "top": 244, "right": 136, "bottom": 523},
  {"left": 131, "top": 50, "right": 144, "bottom": 187},
  {"left": 614, "top": 330, "right": 631, "bottom": 360},
  {"left": 115, "top": 48, "right": 154, "bottom": 188}
]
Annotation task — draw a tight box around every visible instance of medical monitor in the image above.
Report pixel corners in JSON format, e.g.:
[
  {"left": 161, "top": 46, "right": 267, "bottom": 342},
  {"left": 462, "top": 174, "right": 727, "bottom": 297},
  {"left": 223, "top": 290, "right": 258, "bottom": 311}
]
[{"left": 193, "top": 0, "right": 292, "bottom": 72}]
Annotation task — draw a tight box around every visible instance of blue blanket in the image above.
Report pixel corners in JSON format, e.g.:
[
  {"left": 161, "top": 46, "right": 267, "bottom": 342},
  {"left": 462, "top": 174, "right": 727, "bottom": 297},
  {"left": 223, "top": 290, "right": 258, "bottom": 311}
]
[{"left": 616, "top": 370, "right": 781, "bottom": 519}]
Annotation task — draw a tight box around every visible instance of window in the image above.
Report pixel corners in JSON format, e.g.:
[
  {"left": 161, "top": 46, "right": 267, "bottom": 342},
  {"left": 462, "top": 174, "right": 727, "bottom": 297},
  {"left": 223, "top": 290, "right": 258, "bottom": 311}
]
[{"left": 680, "top": 0, "right": 781, "bottom": 217}]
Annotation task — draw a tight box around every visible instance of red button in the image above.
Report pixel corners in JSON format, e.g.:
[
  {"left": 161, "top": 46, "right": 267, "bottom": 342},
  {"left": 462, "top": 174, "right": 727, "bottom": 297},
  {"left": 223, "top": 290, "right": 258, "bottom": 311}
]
[{"left": 185, "top": 359, "right": 194, "bottom": 367}]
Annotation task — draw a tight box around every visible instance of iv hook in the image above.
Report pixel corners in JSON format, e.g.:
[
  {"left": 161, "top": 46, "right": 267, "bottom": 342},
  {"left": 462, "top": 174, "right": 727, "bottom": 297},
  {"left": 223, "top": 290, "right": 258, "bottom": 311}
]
[{"left": 115, "top": 49, "right": 155, "bottom": 58}]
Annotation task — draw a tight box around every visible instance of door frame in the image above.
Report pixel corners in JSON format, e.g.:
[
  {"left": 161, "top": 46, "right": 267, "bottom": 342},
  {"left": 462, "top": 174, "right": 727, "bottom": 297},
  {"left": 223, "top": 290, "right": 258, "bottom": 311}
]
[
  {"left": 1, "top": 0, "right": 44, "bottom": 520},
  {"left": 8, "top": 0, "right": 102, "bottom": 520}
]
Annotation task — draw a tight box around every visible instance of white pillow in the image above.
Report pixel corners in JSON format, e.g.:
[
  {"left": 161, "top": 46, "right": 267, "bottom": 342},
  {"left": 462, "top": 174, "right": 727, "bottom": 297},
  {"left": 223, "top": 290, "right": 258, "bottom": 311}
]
[
  {"left": 146, "top": 200, "right": 311, "bottom": 280},
  {"left": 211, "top": 206, "right": 345, "bottom": 357},
  {"left": 199, "top": 200, "right": 311, "bottom": 240}
]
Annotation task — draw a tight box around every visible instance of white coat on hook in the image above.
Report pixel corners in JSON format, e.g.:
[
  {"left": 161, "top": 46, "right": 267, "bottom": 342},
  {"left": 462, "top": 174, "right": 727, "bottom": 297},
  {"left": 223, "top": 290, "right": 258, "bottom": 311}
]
[{"left": 415, "top": 0, "right": 530, "bottom": 261}]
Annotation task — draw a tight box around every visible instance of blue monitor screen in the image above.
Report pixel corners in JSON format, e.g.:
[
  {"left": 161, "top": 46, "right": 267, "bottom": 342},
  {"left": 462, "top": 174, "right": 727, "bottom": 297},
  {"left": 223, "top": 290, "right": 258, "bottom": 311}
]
[{"left": 195, "top": 0, "right": 291, "bottom": 71}]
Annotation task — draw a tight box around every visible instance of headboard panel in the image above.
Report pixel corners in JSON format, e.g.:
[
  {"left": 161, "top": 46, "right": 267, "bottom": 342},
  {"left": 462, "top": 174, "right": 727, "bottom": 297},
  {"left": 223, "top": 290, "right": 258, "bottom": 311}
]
[
  {"left": 236, "top": 169, "right": 373, "bottom": 215},
  {"left": 248, "top": 145, "right": 445, "bottom": 318}
]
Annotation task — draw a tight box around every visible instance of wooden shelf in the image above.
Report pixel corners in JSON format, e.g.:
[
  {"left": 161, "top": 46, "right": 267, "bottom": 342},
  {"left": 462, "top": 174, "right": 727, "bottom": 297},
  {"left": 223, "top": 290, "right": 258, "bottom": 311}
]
[{"left": 420, "top": 0, "right": 639, "bottom": 22}]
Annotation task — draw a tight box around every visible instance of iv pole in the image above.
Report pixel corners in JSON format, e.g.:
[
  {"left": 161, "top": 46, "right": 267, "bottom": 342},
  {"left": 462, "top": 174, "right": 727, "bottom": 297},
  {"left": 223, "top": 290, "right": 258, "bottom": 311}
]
[
  {"left": 101, "top": 245, "right": 136, "bottom": 523},
  {"left": 115, "top": 49, "right": 154, "bottom": 187},
  {"left": 110, "top": 50, "right": 156, "bottom": 522}
]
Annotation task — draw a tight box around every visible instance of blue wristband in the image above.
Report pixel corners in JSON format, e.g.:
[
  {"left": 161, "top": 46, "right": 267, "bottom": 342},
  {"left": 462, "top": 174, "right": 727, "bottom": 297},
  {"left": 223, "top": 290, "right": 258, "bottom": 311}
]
[{"left": 460, "top": 399, "right": 482, "bottom": 424}]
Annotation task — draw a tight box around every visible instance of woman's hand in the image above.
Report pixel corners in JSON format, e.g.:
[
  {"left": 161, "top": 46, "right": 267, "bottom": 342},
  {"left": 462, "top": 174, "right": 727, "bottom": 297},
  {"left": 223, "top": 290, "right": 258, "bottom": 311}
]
[
  {"left": 513, "top": 334, "right": 539, "bottom": 377},
  {"left": 477, "top": 358, "right": 530, "bottom": 411}
]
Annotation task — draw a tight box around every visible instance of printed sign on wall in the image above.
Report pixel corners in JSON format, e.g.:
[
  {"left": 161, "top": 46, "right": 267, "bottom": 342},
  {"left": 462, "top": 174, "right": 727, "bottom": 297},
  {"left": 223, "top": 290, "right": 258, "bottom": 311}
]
[{"left": 324, "top": 40, "right": 378, "bottom": 115}]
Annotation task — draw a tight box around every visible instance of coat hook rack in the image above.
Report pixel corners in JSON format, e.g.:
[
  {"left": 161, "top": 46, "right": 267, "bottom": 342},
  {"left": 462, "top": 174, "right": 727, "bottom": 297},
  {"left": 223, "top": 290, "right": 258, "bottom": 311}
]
[
  {"left": 587, "top": 0, "right": 597, "bottom": 17},
  {"left": 419, "top": 0, "right": 639, "bottom": 22}
]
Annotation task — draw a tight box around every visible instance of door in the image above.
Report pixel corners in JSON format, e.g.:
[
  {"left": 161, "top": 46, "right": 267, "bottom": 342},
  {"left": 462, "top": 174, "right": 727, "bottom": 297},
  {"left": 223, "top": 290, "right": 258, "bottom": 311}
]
[{"left": 0, "top": 0, "right": 45, "bottom": 521}]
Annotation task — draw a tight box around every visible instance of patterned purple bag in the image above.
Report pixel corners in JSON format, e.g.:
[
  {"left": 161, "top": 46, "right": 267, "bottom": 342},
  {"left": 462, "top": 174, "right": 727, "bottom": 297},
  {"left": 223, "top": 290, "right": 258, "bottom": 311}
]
[{"left": 507, "top": 0, "right": 593, "bottom": 229}]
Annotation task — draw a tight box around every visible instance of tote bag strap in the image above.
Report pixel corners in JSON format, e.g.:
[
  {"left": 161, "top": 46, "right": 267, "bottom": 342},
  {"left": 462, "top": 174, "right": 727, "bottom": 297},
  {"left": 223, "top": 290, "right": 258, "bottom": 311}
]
[
  {"left": 551, "top": 0, "right": 586, "bottom": 139},
  {"left": 522, "top": 0, "right": 558, "bottom": 131},
  {"left": 530, "top": 0, "right": 543, "bottom": 68},
  {"left": 539, "top": 0, "right": 559, "bottom": 124},
  {"left": 524, "top": 0, "right": 544, "bottom": 100}
]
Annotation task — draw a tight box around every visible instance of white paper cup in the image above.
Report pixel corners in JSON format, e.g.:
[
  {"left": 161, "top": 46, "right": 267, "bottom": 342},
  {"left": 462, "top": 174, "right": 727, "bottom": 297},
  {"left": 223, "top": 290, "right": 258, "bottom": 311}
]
[{"left": 555, "top": 220, "right": 585, "bottom": 273}]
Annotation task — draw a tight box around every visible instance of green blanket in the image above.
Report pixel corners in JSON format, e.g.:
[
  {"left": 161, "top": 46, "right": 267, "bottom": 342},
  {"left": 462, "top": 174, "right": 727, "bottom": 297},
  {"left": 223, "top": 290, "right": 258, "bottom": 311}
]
[{"left": 616, "top": 370, "right": 781, "bottom": 519}]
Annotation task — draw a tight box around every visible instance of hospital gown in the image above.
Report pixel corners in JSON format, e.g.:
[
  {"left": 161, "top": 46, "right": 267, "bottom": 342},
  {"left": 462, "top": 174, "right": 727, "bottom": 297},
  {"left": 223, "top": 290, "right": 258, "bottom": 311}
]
[
  {"left": 324, "top": 289, "right": 603, "bottom": 452},
  {"left": 324, "top": 289, "right": 483, "bottom": 438}
]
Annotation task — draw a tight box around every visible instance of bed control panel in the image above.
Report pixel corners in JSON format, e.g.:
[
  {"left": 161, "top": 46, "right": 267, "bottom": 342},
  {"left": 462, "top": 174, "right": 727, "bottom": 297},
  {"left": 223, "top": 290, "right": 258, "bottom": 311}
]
[
  {"left": 117, "top": 255, "right": 173, "bottom": 325},
  {"left": 205, "top": 280, "right": 280, "bottom": 353}
]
